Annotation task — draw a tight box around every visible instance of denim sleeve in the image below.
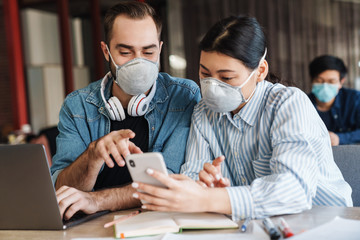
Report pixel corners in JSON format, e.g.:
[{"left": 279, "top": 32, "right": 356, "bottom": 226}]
[
  {"left": 161, "top": 88, "right": 201, "bottom": 174},
  {"left": 50, "top": 103, "right": 88, "bottom": 184},
  {"left": 337, "top": 129, "right": 360, "bottom": 144}
]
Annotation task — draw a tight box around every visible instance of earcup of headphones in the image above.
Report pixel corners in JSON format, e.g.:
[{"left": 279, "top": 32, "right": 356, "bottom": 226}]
[
  {"left": 128, "top": 94, "right": 149, "bottom": 116},
  {"left": 105, "top": 101, "right": 116, "bottom": 121},
  {"left": 108, "top": 96, "right": 126, "bottom": 121}
]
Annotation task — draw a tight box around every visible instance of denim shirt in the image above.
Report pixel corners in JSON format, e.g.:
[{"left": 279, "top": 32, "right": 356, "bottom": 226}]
[
  {"left": 308, "top": 88, "right": 360, "bottom": 144},
  {"left": 51, "top": 72, "right": 201, "bottom": 183}
]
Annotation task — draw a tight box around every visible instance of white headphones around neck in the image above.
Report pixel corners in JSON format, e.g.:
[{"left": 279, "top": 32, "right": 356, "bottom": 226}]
[{"left": 100, "top": 72, "right": 156, "bottom": 121}]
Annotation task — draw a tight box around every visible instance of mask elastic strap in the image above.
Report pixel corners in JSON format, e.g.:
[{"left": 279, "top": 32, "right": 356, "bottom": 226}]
[
  {"left": 260, "top": 48, "right": 267, "bottom": 64},
  {"left": 240, "top": 48, "right": 267, "bottom": 101},
  {"left": 244, "top": 86, "right": 257, "bottom": 103},
  {"left": 239, "top": 69, "right": 257, "bottom": 88},
  {"left": 105, "top": 45, "right": 119, "bottom": 69},
  {"left": 238, "top": 48, "right": 267, "bottom": 89}
]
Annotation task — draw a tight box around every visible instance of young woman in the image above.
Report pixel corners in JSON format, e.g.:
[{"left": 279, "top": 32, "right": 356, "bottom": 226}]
[{"left": 132, "top": 16, "right": 352, "bottom": 220}]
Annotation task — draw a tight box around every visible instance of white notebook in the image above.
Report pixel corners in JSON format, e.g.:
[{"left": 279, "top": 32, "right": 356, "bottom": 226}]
[{"left": 113, "top": 211, "right": 238, "bottom": 239}]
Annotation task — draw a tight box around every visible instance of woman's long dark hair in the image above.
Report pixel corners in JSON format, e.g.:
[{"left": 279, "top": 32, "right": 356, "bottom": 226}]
[{"left": 200, "top": 15, "right": 285, "bottom": 85}]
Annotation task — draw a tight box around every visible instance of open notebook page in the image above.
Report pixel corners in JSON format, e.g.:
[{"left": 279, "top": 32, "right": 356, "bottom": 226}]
[{"left": 114, "top": 212, "right": 179, "bottom": 238}]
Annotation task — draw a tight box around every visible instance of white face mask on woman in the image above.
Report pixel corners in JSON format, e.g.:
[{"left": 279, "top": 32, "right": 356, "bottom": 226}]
[
  {"left": 200, "top": 49, "right": 267, "bottom": 113},
  {"left": 106, "top": 45, "right": 159, "bottom": 95}
]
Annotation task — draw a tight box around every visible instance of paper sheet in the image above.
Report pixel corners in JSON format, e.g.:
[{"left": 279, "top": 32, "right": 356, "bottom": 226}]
[{"left": 291, "top": 216, "right": 360, "bottom": 240}]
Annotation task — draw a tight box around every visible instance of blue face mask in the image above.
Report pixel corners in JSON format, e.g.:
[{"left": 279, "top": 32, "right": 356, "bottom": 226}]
[{"left": 311, "top": 83, "right": 339, "bottom": 103}]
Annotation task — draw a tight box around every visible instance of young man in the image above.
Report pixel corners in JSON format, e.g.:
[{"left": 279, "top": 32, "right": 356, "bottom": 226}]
[
  {"left": 51, "top": 1, "right": 200, "bottom": 220},
  {"left": 308, "top": 55, "right": 360, "bottom": 146}
]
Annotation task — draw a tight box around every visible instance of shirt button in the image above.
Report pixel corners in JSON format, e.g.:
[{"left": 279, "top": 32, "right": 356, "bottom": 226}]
[
  {"left": 152, "top": 126, "right": 155, "bottom": 131},
  {"left": 241, "top": 177, "right": 246, "bottom": 183},
  {"left": 334, "top": 114, "right": 338, "bottom": 119}
]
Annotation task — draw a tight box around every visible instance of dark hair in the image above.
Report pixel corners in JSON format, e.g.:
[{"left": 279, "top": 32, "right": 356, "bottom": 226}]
[
  {"left": 104, "top": 1, "right": 162, "bottom": 44},
  {"left": 200, "top": 16, "right": 265, "bottom": 69},
  {"left": 309, "top": 55, "right": 347, "bottom": 81},
  {"left": 199, "top": 15, "right": 283, "bottom": 84}
]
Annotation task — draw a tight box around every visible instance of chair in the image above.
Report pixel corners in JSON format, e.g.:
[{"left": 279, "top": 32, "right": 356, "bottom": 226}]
[
  {"left": 332, "top": 145, "right": 360, "bottom": 207},
  {"left": 28, "top": 126, "right": 59, "bottom": 167}
]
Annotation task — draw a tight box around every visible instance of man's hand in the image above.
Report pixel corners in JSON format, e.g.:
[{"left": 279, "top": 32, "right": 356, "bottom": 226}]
[
  {"left": 56, "top": 185, "right": 99, "bottom": 220},
  {"left": 55, "top": 129, "right": 143, "bottom": 191},
  {"left": 56, "top": 185, "right": 141, "bottom": 220},
  {"left": 88, "top": 129, "right": 143, "bottom": 168},
  {"left": 198, "top": 156, "right": 230, "bottom": 188},
  {"left": 329, "top": 131, "right": 340, "bottom": 146}
]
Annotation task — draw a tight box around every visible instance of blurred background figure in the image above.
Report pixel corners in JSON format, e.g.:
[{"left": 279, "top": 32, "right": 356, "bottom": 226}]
[
  {"left": 27, "top": 126, "right": 59, "bottom": 167},
  {"left": 7, "top": 123, "right": 32, "bottom": 145},
  {"left": 4, "top": 123, "right": 57, "bottom": 167},
  {"left": 308, "top": 55, "right": 360, "bottom": 146}
]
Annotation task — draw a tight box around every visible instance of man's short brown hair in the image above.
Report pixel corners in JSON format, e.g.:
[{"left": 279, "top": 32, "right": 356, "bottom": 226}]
[{"left": 104, "top": 1, "right": 162, "bottom": 44}]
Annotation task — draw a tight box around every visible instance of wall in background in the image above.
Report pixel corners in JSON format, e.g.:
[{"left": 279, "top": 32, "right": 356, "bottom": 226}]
[
  {"left": 21, "top": 8, "right": 90, "bottom": 133},
  {"left": 166, "top": 0, "right": 186, "bottom": 78}
]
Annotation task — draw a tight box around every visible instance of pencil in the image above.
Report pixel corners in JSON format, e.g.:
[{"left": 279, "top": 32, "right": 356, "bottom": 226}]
[{"left": 104, "top": 210, "right": 142, "bottom": 228}]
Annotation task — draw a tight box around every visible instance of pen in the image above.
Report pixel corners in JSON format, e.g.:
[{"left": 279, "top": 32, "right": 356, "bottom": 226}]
[
  {"left": 241, "top": 217, "right": 251, "bottom": 232},
  {"left": 278, "top": 217, "right": 294, "bottom": 238},
  {"left": 263, "top": 217, "right": 281, "bottom": 240},
  {"left": 104, "top": 210, "right": 142, "bottom": 228}
]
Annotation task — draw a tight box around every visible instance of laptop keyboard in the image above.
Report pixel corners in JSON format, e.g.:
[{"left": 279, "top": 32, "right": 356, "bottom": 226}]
[
  {"left": 62, "top": 210, "right": 110, "bottom": 229},
  {"left": 63, "top": 211, "right": 87, "bottom": 224}
]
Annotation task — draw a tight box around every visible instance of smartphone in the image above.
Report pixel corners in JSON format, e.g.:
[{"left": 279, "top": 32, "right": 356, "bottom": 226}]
[{"left": 125, "top": 152, "right": 168, "bottom": 189}]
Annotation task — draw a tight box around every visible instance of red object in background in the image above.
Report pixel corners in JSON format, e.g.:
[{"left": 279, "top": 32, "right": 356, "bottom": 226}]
[
  {"left": 3, "top": 0, "right": 29, "bottom": 130},
  {"left": 57, "top": 0, "right": 74, "bottom": 95},
  {"left": 91, "top": 0, "right": 105, "bottom": 80}
]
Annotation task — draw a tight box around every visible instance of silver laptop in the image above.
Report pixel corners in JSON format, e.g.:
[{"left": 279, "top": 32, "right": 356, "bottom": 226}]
[{"left": 0, "top": 144, "right": 108, "bottom": 230}]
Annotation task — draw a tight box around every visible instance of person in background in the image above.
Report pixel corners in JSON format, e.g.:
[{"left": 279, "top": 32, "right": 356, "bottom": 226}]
[
  {"left": 308, "top": 55, "right": 360, "bottom": 146},
  {"left": 131, "top": 15, "right": 353, "bottom": 221},
  {"left": 28, "top": 126, "right": 59, "bottom": 166},
  {"left": 51, "top": 1, "right": 200, "bottom": 220}
]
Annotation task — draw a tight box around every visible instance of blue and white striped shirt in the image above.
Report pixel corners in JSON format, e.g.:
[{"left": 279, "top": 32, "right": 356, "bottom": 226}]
[{"left": 181, "top": 80, "right": 352, "bottom": 220}]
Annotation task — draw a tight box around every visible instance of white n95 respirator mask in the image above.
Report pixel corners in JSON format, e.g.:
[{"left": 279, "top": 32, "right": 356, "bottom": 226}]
[
  {"left": 200, "top": 49, "right": 267, "bottom": 113},
  {"left": 200, "top": 69, "right": 257, "bottom": 113},
  {"left": 106, "top": 45, "right": 159, "bottom": 95}
]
